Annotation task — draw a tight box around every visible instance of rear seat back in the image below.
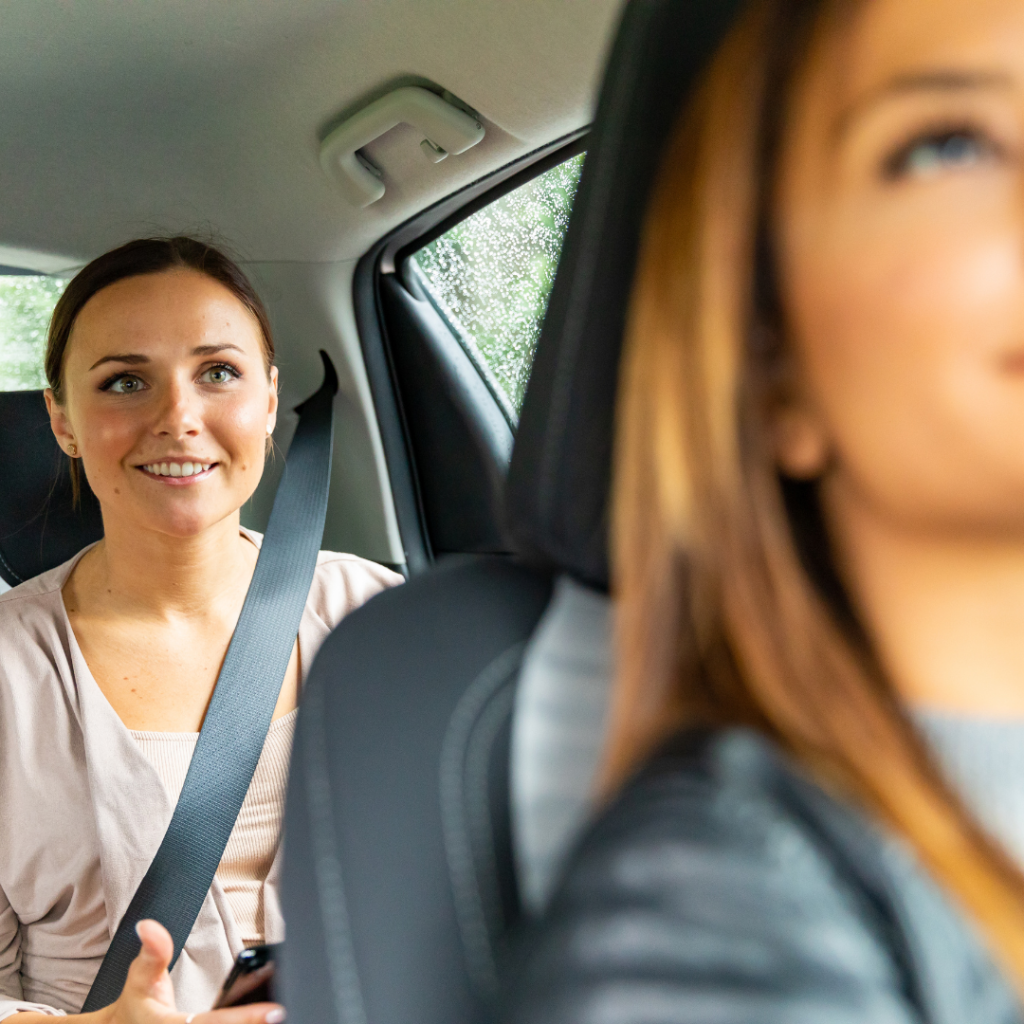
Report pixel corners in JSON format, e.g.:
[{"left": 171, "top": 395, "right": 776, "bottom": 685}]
[{"left": 0, "top": 389, "right": 103, "bottom": 588}]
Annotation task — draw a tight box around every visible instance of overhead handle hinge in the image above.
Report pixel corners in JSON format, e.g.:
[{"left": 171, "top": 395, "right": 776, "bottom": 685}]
[{"left": 319, "top": 86, "right": 485, "bottom": 208}]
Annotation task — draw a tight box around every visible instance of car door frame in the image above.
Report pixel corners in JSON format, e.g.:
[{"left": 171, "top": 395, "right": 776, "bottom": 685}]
[{"left": 353, "top": 129, "right": 587, "bottom": 574}]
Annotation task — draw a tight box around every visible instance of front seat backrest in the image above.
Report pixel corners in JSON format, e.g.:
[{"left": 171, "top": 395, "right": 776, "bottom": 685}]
[{"left": 283, "top": 558, "right": 552, "bottom": 1024}]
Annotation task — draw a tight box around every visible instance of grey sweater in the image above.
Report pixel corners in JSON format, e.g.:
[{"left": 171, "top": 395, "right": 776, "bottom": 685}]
[{"left": 917, "top": 711, "right": 1024, "bottom": 869}]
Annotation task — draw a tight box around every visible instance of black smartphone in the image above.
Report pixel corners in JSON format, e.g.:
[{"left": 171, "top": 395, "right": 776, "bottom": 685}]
[{"left": 213, "top": 943, "right": 282, "bottom": 1009}]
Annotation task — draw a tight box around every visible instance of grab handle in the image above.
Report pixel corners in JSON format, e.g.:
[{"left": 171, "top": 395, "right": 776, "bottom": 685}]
[{"left": 320, "top": 86, "right": 485, "bottom": 207}]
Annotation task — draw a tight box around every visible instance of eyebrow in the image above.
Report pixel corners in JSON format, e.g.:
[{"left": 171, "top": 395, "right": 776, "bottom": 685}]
[
  {"left": 835, "top": 70, "right": 1014, "bottom": 139},
  {"left": 88, "top": 343, "right": 246, "bottom": 372}
]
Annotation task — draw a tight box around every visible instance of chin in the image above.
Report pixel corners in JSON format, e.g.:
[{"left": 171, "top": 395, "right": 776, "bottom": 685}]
[
  {"left": 133, "top": 501, "right": 242, "bottom": 540},
  {"left": 159, "top": 519, "right": 228, "bottom": 539}
]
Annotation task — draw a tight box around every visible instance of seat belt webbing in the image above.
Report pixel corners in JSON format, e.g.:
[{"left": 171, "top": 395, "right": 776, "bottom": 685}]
[{"left": 83, "top": 351, "right": 339, "bottom": 1012}]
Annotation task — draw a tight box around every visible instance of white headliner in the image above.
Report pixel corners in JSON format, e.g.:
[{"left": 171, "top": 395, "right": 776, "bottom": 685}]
[{"left": 0, "top": 0, "right": 623, "bottom": 267}]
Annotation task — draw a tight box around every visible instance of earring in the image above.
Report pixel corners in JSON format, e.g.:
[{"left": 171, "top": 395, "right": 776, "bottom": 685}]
[
  {"left": 67, "top": 443, "right": 78, "bottom": 457},
  {"left": 266, "top": 424, "right": 274, "bottom": 435}
]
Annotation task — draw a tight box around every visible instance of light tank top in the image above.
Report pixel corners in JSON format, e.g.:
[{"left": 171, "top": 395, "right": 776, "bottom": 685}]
[{"left": 130, "top": 709, "right": 297, "bottom": 946}]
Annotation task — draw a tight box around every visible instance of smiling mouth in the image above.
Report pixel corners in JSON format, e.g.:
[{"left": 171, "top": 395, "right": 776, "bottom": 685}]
[{"left": 139, "top": 460, "right": 217, "bottom": 480}]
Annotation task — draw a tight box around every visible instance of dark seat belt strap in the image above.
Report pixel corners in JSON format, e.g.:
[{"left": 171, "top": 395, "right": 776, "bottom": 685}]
[{"left": 83, "top": 351, "right": 339, "bottom": 1012}]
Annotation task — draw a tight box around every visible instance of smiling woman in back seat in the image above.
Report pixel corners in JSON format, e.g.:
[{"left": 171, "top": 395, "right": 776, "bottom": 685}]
[{"left": 0, "top": 237, "right": 402, "bottom": 1024}]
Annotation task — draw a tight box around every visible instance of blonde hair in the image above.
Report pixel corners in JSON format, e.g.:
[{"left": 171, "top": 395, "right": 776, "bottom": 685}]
[{"left": 608, "top": 0, "right": 1024, "bottom": 990}]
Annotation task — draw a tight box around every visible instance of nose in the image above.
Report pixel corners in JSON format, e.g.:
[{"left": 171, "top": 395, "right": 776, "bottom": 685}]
[{"left": 153, "top": 375, "right": 203, "bottom": 441}]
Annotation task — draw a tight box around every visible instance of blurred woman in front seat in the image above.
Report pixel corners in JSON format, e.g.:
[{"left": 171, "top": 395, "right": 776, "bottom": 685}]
[
  {"left": 505, "top": 0, "right": 1024, "bottom": 1020},
  {"left": 0, "top": 237, "right": 401, "bottom": 1024}
]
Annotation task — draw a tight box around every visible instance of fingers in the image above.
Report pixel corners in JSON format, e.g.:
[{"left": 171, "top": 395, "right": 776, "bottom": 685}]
[
  {"left": 136, "top": 920, "right": 175, "bottom": 966},
  {"left": 186, "top": 1002, "right": 285, "bottom": 1024},
  {"left": 125, "top": 919, "right": 175, "bottom": 994}
]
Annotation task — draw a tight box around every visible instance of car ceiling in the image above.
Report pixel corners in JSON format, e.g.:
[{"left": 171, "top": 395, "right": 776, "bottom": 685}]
[{"left": 0, "top": 0, "right": 623, "bottom": 270}]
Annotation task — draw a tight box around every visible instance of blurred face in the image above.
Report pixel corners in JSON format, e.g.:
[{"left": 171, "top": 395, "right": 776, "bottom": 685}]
[
  {"left": 47, "top": 268, "right": 278, "bottom": 539},
  {"left": 772, "top": 0, "right": 1024, "bottom": 539}
]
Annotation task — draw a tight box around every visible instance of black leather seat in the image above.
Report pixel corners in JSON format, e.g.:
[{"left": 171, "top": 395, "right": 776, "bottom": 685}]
[
  {"left": 278, "top": 3, "right": 742, "bottom": 1023},
  {"left": 0, "top": 389, "right": 103, "bottom": 587}
]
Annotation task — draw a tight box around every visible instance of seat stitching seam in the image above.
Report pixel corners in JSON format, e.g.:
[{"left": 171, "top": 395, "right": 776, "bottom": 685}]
[
  {"left": 465, "top": 681, "right": 517, "bottom": 948},
  {"left": 0, "top": 546, "right": 24, "bottom": 585},
  {"left": 439, "top": 642, "right": 527, "bottom": 998}
]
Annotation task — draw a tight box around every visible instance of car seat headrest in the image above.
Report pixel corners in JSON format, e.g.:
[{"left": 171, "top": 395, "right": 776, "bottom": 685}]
[
  {"left": 504, "top": 0, "right": 746, "bottom": 592},
  {"left": 0, "top": 390, "right": 103, "bottom": 587}
]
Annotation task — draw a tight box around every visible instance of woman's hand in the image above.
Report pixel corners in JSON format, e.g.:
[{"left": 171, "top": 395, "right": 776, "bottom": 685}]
[{"left": 100, "top": 920, "right": 284, "bottom": 1024}]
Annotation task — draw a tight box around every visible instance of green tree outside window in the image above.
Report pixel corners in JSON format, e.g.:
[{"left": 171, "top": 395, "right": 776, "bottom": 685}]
[{"left": 0, "top": 275, "right": 69, "bottom": 391}]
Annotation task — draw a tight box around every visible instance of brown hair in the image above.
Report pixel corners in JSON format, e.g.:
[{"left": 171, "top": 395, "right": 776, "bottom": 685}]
[
  {"left": 609, "top": 0, "right": 1024, "bottom": 990},
  {"left": 46, "top": 236, "right": 275, "bottom": 500}
]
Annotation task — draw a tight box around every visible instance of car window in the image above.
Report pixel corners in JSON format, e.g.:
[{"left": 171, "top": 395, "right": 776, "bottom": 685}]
[
  {"left": 0, "top": 273, "right": 68, "bottom": 390},
  {"left": 409, "top": 152, "right": 584, "bottom": 416}
]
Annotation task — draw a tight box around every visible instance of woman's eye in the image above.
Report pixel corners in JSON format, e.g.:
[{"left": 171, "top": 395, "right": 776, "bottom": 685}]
[
  {"left": 105, "top": 375, "right": 146, "bottom": 394},
  {"left": 886, "top": 129, "right": 994, "bottom": 180},
  {"left": 200, "top": 364, "right": 239, "bottom": 385}
]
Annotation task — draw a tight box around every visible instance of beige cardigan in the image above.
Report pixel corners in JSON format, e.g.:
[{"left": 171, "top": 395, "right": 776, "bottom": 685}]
[{"left": 0, "top": 533, "right": 401, "bottom": 1019}]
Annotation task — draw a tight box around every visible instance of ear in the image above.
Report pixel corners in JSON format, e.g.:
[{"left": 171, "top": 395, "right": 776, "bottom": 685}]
[
  {"left": 45, "top": 388, "right": 78, "bottom": 455},
  {"left": 761, "top": 337, "right": 831, "bottom": 478},
  {"left": 769, "top": 392, "right": 830, "bottom": 479},
  {"left": 266, "top": 366, "right": 280, "bottom": 436}
]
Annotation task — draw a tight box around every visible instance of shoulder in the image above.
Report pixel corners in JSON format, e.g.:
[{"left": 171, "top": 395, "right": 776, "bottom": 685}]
[
  {"left": 0, "top": 556, "right": 82, "bottom": 714},
  {"left": 0, "top": 553, "right": 77, "bottom": 632},
  {"left": 239, "top": 527, "right": 403, "bottom": 629},
  {"left": 553, "top": 729, "right": 894, "bottom": 939},
  {"left": 307, "top": 549, "right": 404, "bottom": 630},
  {"left": 0, "top": 539, "right": 95, "bottom": 607},
  {"left": 0, "top": 563, "right": 66, "bottom": 607},
  {"left": 503, "top": 730, "right": 926, "bottom": 1024}
]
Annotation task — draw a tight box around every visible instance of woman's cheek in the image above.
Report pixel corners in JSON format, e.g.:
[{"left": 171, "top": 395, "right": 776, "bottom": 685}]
[
  {"left": 76, "top": 402, "right": 145, "bottom": 484},
  {"left": 800, "top": 201, "right": 1024, "bottom": 524},
  {"left": 218, "top": 391, "right": 271, "bottom": 474}
]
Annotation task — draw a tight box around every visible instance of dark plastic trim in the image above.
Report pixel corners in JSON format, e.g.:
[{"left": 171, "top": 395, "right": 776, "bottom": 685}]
[
  {"left": 379, "top": 275, "right": 514, "bottom": 555},
  {"left": 405, "top": 259, "right": 518, "bottom": 432},
  {"left": 354, "top": 247, "right": 433, "bottom": 575}
]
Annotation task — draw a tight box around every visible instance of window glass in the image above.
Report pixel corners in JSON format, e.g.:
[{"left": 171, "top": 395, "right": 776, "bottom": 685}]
[
  {"left": 411, "top": 152, "right": 584, "bottom": 415},
  {"left": 0, "top": 274, "right": 69, "bottom": 390}
]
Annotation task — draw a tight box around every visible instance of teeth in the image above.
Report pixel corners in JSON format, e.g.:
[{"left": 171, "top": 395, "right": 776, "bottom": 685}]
[{"left": 143, "top": 462, "right": 212, "bottom": 477}]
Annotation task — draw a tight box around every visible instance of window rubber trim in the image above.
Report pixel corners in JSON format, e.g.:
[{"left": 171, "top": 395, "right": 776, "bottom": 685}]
[{"left": 353, "top": 127, "right": 589, "bottom": 574}]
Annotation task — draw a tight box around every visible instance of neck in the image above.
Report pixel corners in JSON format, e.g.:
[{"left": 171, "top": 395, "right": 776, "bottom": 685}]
[
  {"left": 80, "top": 513, "right": 258, "bottom": 620},
  {"left": 827, "top": 485, "right": 1024, "bottom": 718}
]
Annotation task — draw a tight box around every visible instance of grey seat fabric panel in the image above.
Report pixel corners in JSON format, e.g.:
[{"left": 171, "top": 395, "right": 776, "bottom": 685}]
[
  {"left": 281, "top": 556, "right": 552, "bottom": 1024},
  {"left": 511, "top": 575, "right": 612, "bottom": 915},
  {"left": 0, "top": 390, "right": 104, "bottom": 587}
]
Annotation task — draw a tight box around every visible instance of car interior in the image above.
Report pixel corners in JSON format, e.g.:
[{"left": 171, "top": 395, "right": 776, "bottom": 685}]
[{"left": 0, "top": 1, "right": 718, "bottom": 1023}]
